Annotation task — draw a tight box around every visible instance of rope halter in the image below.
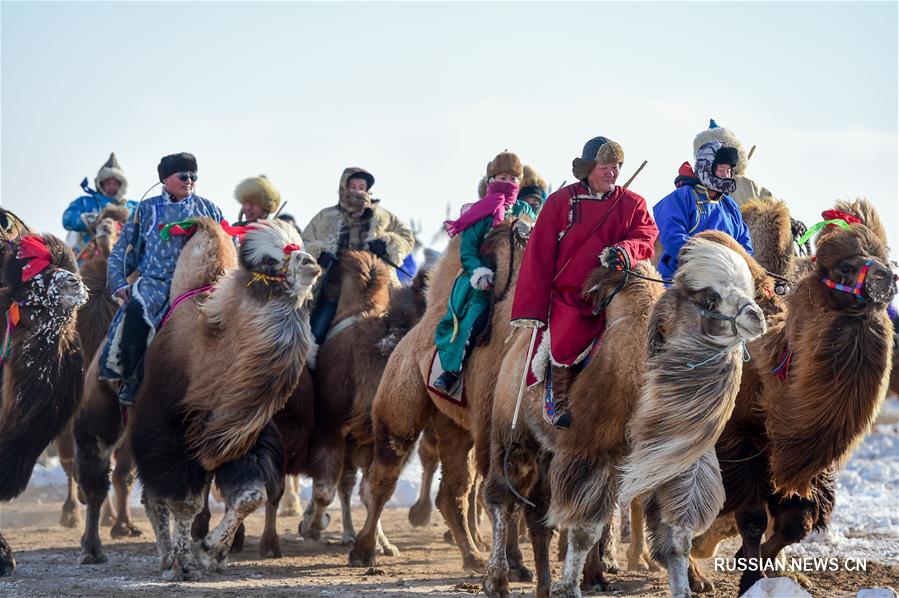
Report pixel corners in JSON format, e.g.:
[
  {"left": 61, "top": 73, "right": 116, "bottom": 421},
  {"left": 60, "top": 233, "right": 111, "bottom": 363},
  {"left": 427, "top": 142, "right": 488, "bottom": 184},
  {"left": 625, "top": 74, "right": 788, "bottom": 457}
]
[{"left": 821, "top": 259, "right": 874, "bottom": 303}]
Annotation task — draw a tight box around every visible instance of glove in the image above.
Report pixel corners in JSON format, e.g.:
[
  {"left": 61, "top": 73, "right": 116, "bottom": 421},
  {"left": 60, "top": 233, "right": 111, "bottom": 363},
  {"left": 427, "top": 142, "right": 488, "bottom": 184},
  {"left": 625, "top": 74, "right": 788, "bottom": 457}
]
[
  {"left": 470, "top": 268, "right": 494, "bottom": 291},
  {"left": 318, "top": 251, "right": 338, "bottom": 268},
  {"left": 366, "top": 239, "right": 389, "bottom": 259},
  {"left": 511, "top": 318, "right": 544, "bottom": 329},
  {"left": 600, "top": 246, "right": 630, "bottom": 271}
]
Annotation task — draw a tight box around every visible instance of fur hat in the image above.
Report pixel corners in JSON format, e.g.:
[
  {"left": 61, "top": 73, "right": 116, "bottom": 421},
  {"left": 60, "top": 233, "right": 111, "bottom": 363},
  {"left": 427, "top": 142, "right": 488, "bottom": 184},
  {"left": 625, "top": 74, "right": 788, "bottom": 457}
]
[
  {"left": 572, "top": 136, "right": 625, "bottom": 180},
  {"left": 694, "top": 119, "right": 747, "bottom": 176},
  {"left": 157, "top": 152, "right": 198, "bottom": 182},
  {"left": 486, "top": 151, "right": 523, "bottom": 179},
  {"left": 94, "top": 152, "right": 128, "bottom": 201},
  {"left": 234, "top": 175, "right": 282, "bottom": 214},
  {"left": 519, "top": 165, "right": 548, "bottom": 203}
]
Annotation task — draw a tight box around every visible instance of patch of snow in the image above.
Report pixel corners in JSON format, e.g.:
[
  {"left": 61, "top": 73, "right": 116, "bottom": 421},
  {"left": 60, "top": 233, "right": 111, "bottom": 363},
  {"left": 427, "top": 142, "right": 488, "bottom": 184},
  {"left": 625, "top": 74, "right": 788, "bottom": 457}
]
[{"left": 741, "top": 577, "right": 811, "bottom": 598}]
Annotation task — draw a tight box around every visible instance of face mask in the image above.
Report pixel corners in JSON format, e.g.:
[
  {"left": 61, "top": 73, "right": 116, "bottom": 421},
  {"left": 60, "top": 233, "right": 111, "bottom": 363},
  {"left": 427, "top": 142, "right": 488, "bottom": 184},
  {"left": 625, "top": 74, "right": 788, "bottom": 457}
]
[
  {"left": 695, "top": 141, "right": 736, "bottom": 195},
  {"left": 486, "top": 180, "right": 520, "bottom": 200}
]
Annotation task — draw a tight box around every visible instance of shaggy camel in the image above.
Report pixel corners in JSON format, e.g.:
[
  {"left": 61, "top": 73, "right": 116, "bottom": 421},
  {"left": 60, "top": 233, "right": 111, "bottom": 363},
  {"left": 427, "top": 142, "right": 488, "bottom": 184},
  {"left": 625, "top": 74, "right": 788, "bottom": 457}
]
[
  {"left": 58, "top": 205, "right": 131, "bottom": 532},
  {"left": 130, "top": 219, "right": 320, "bottom": 580},
  {"left": 538, "top": 237, "right": 765, "bottom": 598},
  {"left": 616, "top": 238, "right": 766, "bottom": 598},
  {"left": 0, "top": 233, "right": 87, "bottom": 576},
  {"left": 484, "top": 259, "right": 664, "bottom": 598},
  {"left": 688, "top": 218, "right": 896, "bottom": 595},
  {"left": 299, "top": 250, "right": 428, "bottom": 554},
  {"left": 348, "top": 219, "right": 531, "bottom": 573}
]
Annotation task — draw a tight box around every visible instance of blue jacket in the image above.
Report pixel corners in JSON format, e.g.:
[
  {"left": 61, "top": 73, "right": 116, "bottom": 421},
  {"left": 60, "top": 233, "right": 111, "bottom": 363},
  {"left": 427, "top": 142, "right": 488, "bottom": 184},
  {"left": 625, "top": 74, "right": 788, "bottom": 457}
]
[
  {"left": 62, "top": 192, "right": 138, "bottom": 233},
  {"left": 99, "top": 192, "right": 223, "bottom": 380},
  {"left": 653, "top": 184, "right": 753, "bottom": 279}
]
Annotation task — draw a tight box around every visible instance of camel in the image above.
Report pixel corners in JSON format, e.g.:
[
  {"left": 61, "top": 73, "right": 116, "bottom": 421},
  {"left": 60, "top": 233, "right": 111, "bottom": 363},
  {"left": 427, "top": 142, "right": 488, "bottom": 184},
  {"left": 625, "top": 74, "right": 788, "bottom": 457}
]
[
  {"left": 687, "top": 214, "right": 896, "bottom": 595},
  {"left": 0, "top": 233, "right": 87, "bottom": 576},
  {"left": 298, "top": 250, "right": 429, "bottom": 554},
  {"left": 129, "top": 218, "right": 320, "bottom": 580},
  {"left": 348, "top": 219, "right": 532, "bottom": 573},
  {"left": 484, "top": 258, "right": 665, "bottom": 598},
  {"left": 58, "top": 205, "right": 131, "bottom": 532}
]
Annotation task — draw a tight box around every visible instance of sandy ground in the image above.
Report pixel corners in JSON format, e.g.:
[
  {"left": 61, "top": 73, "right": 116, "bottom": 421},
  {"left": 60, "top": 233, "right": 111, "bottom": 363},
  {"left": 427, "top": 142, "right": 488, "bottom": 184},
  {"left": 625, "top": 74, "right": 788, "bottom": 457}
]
[{"left": 1, "top": 495, "right": 897, "bottom": 598}]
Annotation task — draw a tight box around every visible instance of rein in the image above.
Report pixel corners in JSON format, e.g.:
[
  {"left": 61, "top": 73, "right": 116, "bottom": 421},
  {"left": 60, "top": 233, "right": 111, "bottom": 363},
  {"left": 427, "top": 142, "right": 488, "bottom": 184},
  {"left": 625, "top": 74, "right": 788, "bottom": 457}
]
[
  {"left": 493, "top": 222, "right": 519, "bottom": 302},
  {"left": 161, "top": 285, "right": 214, "bottom": 328}
]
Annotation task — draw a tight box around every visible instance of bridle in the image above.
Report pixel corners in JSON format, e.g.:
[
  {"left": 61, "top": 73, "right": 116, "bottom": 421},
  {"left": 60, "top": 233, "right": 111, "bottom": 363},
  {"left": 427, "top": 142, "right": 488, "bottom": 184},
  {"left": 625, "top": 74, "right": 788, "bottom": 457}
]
[
  {"left": 821, "top": 259, "right": 875, "bottom": 303},
  {"left": 697, "top": 301, "right": 755, "bottom": 338}
]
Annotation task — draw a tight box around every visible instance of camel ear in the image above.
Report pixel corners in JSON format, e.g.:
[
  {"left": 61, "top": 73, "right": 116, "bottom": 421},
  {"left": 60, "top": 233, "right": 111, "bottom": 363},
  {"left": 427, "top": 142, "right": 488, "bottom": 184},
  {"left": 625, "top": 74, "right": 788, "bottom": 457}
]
[{"left": 647, "top": 293, "right": 673, "bottom": 358}]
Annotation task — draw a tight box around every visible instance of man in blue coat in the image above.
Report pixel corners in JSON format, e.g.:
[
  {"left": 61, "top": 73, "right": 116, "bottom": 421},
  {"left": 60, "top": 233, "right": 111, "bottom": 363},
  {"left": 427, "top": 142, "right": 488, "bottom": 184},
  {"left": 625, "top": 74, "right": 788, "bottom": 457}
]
[
  {"left": 62, "top": 152, "right": 137, "bottom": 257},
  {"left": 653, "top": 131, "right": 753, "bottom": 279},
  {"left": 99, "top": 152, "right": 223, "bottom": 405}
]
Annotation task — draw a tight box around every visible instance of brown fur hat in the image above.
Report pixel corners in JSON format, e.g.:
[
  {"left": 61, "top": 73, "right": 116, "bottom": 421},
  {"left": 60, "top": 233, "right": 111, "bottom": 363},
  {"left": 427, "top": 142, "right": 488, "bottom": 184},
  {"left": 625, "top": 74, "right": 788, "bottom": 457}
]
[
  {"left": 486, "top": 151, "right": 523, "bottom": 179},
  {"left": 572, "top": 137, "right": 625, "bottom": 180},
  {"left": 234, "top": 175, "right": 281, "bottom": 214}
]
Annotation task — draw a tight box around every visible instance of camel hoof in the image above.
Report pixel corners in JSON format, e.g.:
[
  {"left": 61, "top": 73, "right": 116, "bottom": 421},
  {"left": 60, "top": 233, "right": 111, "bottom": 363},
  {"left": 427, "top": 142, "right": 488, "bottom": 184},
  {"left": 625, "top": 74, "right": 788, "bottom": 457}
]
[
  {"left": 259, "top": 535, "right": 283, "bottom": 559},
  {"left": 299, "top": 512, "right": 330, "bottom": 540},
  {"left": 483, "top": 571, "right": 511, "bottom": 598},
  {"left": 549, "top": 580, "right": 582, "bottom": 598},
  {"left": 508, "top": 563, "right": 533, "bottom": 583},
  {"left": 785, "top": 571, "right": 814, "bottom": 589},
  {"left": 582, "top": 579, "right": 613, "bottom": 593},
  {"left": 628, "top": 557, "right": 648, "bottom": 571},
  {"left": 162, "top": 563, "right": 202, "bottom": 582},
  {"left": 376, "top": 542, "right": 399, "bottom": 557},
  {"left": 603, "top": 559, "right": 620, "bottom": 575},
  {"left": 59, "top": 506, "right": 81, "bottom": 529},
  {"left": 78, "top": 550, "right": 108, "bottom": 565},
  {"left": 690, "top": 577, "right": 715, "bottom": 594},
  {"left": 110, "top": 521, "right": 142, "bottom": 539},
  {"left": 340, "top": 532, "right": 356, "bottom": 546},
  {"left": 462, "top": 555, "right": 487, "bottom": 575},
  {"left": 443, "top": 530, "right": 455, "bottom": 546},
  {"left": 407, "top": 502, "right": 432, "bottom": 528},
  {"left": 348, "top": 546, "right": 376, "bottom": 568}
]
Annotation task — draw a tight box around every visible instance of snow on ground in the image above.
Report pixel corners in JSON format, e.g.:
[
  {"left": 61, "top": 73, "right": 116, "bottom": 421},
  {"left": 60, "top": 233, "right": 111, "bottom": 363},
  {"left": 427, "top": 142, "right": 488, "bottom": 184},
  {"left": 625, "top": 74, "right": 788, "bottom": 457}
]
[{"left": 23, "top": 400, "right": 899, "bottom": 564}]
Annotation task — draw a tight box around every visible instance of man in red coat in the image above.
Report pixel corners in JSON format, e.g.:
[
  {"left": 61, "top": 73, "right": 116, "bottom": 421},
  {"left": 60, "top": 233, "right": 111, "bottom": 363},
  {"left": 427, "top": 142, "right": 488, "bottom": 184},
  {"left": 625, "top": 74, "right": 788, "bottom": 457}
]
[{"left": 510, "top": 136, "right": 658, "bottom": 428}]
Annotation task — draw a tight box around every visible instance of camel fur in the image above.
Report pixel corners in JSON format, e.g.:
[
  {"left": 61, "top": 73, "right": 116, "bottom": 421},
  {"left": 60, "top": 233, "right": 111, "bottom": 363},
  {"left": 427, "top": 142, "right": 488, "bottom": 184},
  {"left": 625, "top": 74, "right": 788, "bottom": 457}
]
[
  {"left": 0, "top": 233, "right": 87, "bottom": 577},
  {"left": 128, "top": 218, "right": 320, "bottom": 580},
  {"left": 348, "top": 219, "right": 531, "bottom": 575}
]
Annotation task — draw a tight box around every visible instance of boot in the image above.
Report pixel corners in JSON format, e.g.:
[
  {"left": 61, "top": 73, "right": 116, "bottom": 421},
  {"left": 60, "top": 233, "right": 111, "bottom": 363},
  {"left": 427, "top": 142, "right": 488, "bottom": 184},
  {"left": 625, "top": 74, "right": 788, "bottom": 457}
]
[
  {"left": 433, "top": 371, "right": 460, "bottom": 394},
  {"left": 549, "top": 365, "right": 576, "bottom": 429}
]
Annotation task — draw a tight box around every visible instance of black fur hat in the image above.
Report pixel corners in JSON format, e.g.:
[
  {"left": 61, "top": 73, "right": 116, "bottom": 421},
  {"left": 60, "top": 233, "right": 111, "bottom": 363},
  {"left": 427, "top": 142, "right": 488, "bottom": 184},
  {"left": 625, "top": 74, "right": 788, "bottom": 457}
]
[{"left": 157, "top": 152, "right": 198, "bottom": 182}]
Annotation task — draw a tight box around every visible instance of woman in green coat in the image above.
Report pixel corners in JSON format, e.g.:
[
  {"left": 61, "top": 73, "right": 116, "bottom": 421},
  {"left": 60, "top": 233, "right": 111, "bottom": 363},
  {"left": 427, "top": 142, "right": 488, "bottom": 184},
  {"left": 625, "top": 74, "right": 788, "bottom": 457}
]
[{"left": 433, "top": 151, "right": 534, "bottom": 394}]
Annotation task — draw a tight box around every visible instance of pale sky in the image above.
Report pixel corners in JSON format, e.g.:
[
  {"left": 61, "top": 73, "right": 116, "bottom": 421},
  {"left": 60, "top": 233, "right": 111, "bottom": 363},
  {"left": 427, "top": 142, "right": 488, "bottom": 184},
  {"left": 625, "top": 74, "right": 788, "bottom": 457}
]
[{"left": 2, "top": 1, "right": 897, "bottom": 253}]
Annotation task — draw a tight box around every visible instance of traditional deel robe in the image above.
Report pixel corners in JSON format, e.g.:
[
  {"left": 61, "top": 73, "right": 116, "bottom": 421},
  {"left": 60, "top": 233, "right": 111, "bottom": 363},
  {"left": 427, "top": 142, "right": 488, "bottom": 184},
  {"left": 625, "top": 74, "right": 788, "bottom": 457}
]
[
  {"left": 99, "top": 191, "right": 223, "bottom": 380},
  {"left": 62, "top": 187, "right": 137, "bottom": 256},
  {"left": 654, "top": 166, "right": 753, "bottom": 279},
  {"left": 511, "top": 182, "right": 658, "bottom": 385},
  {"left": 434, "top": 199, "right": 534, "bottom": 374}
]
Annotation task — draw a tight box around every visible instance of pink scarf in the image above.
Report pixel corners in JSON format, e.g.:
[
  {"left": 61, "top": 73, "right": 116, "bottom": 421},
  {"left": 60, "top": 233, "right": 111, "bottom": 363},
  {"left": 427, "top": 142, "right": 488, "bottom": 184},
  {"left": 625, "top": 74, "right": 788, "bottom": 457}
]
[{"left": 444, "top": 181, "right": 519, "bottom": 238}]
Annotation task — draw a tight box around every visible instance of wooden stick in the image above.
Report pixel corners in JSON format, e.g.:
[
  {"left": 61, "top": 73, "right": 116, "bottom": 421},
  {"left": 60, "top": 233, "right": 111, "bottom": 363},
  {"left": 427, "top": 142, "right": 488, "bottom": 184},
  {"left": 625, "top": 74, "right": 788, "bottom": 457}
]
[
  {"left": 511, "top": 327, "right": 539, "bottom": 431},
  {"left": 747, "top": 145, "right": 757, "bottom": 161},
  {"left": 623, "top": 160, "right": 648, "bottom": 189}
]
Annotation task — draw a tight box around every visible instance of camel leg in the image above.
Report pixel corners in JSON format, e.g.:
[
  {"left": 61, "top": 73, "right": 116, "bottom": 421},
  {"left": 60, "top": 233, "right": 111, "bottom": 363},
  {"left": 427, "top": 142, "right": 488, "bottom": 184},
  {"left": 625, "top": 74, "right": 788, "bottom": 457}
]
[
  {"left": 109, "top": 441, "right": 141, "bottom": 538},
  {"left": 191, "top": 486, "right": 212, "bottom": 541},
  {"left": 166, "top": 493, "right": 206, "bottom": 581},
  {"left": 100, "top": 493, "right": 116, "bottom": 527},
  {"left": 300, "top": 442, "right": 342, "bottom": 541},
  {"left": 552, "top": 523, "right": 605, "bottom": 598},
  {"left": 599, "top": 509, "right": 620, "bottom": 574},
  {"left": 523, "top": 473, "right": 553, "bottom": 598},
  {"left": 279, "top": 474, "right": 302, "bottom": 517},
  {"left": 408, "top": 424, "right": 439, "bottom": 527},
  {"left": 641, "top": 494, "right": 693, "bottom": 598},
  {"left": 201, "top": 423, "right": 282, "bottom": 571},
  {"left": 259, "top": 497, "right": 284, "bottom": 558},
  {"left": 733, "top": 505, "right": 769, "bottom": 596},
  {"left": 468, "top": 475, "right": 488, "bottom": 553},
  {"left": 688, "top": 513, "right": 737, "bottom": 593},
  {"left": 433, "top": 414, "right": 485, "bottom": 574},
  {"left": 627, "top": 498, "right": 658, "bottom": 571},
  {"left": 74, "top": 415, "right": 121, "bottom": 564},
  {"left": 143, "top": 492, "right": 173, "bottom": 573},
  {"left": 347, "top": 365, "right": 430, "bottom": 568},
  {"left": 353, "top": 459, "right": 399, "bottom": 557},
  {"left": 57, "top": 423, "right": 82, "bottom": 529},
  {"left": 338, "top": 444, "right": 358, "bottom": 546},
  {"left": 0, "top": 532, "right": 15, "bottom": 577},
  {"left": 483, "top": 498, "right": 515, "bottom": 598}
]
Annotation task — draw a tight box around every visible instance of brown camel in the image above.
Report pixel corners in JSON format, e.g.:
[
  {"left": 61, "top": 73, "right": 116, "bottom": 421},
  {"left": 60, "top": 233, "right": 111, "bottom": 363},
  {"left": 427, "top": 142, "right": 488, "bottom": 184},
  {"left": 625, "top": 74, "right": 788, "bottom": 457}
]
[
  {"left": 688, "top": 217, "right": 896, "bottom": 595},
  {"left": 129, "top": 219, "right": 320, "bottom": 580},
  {"left": 58, "top": 205, "right": 132, "bottom": 532},
  {"left": 484, "top": 258, "right": 665, "bottom": 598},
  {"left": 348, "top": 219, "right": 532, "bottom": 573},
  {"left": 298, "top": 250, "right": 429, "bottom": 554},
  {"left": 0, "top": 233, "right": 87, "bottom": 576}
]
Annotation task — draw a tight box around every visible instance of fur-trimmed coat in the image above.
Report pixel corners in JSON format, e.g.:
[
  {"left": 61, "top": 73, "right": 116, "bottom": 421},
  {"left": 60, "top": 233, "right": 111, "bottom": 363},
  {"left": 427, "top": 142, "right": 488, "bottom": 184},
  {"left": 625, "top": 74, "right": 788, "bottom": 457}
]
[
  {"left": 302, "top": 201, "right": 414, "bottom": 285},
  {"left": 511, "top": 182, "right": 657, "bottom": 376}
]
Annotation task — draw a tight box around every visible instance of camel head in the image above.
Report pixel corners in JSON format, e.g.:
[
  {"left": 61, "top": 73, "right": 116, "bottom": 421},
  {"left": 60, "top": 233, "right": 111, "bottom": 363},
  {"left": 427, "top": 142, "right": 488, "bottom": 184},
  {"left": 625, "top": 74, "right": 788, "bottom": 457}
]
[
  {"left": 675, "top": 237, "right": 767, "bottom": 345},
  {"left": 90, "top": 205, "right": 129, "bottom": 257},
  {"left": 239, "top": 220, "right": 321, "bottom": 306},
  {"left": 1, "top": 234, "right": 87, "bottom": 319},
  {"left": 813, "top": 224, "right": 895, "bottom": 309}
]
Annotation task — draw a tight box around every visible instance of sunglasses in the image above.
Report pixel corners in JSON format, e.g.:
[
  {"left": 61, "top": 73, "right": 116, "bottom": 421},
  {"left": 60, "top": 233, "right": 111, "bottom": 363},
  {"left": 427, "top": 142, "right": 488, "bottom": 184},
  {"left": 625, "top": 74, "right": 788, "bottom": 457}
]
[{"left": 177, "top": 172, "right": 198, "bottom": 182}]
